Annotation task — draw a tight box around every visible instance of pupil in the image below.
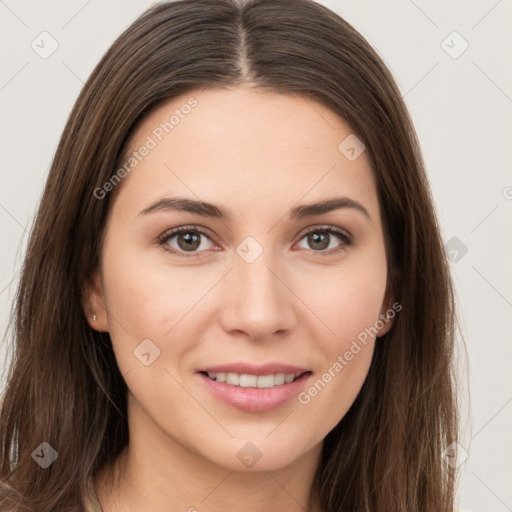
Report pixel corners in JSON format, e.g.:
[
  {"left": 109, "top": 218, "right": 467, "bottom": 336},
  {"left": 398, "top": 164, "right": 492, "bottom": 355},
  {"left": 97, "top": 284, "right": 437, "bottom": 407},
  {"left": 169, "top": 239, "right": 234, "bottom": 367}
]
[
  {"left": 310, "top": 232, "right": 328, "bottom": 250},
  {"left": 178, "top": 232, "right": 200, "bottom": 251}
]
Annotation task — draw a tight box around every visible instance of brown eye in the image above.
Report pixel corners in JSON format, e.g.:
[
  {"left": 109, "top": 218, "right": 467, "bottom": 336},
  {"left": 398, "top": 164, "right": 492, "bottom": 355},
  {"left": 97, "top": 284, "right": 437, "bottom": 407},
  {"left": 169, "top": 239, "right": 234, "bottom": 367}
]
[
  {"left": 296, "top": 226, "right": 352, "bottom": 255},
  {"left": 175, "top": 231, "right": 202, "bottom": 251},
  {"left": 306, "top": 232, "right": 330, "bottom": 250},
  {"left": 158, "top": 227, "right": 215, "bottom": 257}
]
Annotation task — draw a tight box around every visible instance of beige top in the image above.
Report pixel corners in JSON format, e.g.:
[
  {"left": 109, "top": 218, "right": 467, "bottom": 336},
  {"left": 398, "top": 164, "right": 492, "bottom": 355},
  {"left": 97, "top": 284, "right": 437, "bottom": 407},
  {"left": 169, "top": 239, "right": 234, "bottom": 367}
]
[
  {"left": 84, "top": 477, "right": 103, "bottom": 512},
  {"left": 81, "top": 476, "right": 460, "bottom": 512}
]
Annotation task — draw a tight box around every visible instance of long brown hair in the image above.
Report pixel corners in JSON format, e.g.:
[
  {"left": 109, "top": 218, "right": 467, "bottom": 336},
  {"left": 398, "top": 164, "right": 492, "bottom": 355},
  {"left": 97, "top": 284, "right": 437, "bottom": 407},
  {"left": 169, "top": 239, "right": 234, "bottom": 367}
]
[{"left": 0, "top": 0, "right": 459, "bottom": 510}]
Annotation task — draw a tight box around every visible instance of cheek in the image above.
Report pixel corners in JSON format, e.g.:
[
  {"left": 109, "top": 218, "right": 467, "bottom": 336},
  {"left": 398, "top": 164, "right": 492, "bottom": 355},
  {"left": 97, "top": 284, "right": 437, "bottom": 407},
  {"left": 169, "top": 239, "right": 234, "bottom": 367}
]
[
  {"left": 303, "top": 254, "right": 388, "bottom": 352},
  {"left": 100, "top": 237, "right": 229, "bottom": 381},
  {"left": 99, "top": 238, "right": 187, "bottom": 364},
  {"left": 293, "top": 251, "right": 387, "bottom": 413}
]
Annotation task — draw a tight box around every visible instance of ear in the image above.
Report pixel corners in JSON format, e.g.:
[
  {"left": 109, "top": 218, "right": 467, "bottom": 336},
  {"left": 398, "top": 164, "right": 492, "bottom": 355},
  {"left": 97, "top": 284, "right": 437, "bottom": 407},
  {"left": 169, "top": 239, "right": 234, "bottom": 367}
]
[
  {"left": 376, "top": 286, "right": 399, "bottom": 338},
  {"left": 81, "top": 270, "right": 109, "bottom": 332}
]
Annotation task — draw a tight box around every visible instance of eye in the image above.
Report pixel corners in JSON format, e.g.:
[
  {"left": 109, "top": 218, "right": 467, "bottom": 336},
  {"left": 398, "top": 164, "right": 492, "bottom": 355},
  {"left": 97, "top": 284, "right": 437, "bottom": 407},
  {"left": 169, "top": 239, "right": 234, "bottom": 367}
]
[
  {"left": 157, "top": 226, "right": 216, "bottom": 258},
  {"left": 295, "top": 225, "right": 352, "bottom": 256},
  {"left": 157, "top": 224, "right": 352, "bottom": 258}
]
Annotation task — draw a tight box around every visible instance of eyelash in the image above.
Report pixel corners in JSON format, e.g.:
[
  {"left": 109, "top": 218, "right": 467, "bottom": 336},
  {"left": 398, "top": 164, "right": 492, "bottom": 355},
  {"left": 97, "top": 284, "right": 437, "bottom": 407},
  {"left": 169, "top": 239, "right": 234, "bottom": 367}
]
[{"left": 157, "top": 225, "right": 353, "bottom": 259}]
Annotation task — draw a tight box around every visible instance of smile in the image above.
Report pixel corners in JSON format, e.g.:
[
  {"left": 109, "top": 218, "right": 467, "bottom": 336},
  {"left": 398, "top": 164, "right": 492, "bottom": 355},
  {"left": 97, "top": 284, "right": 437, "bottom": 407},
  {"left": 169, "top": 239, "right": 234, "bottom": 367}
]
[
  {"left": 197, "top": 371, "right": 312, "bottom": 413},
  {"left": 203, "top": 371, "right": 304, "bottom": 388}
]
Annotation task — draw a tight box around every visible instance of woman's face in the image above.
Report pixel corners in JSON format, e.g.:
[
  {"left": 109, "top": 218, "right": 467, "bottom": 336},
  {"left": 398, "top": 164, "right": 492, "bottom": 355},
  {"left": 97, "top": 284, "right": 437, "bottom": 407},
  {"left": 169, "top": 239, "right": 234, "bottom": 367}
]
[{"left": 87, "top": 84, "right": 393, "bottom": 472}]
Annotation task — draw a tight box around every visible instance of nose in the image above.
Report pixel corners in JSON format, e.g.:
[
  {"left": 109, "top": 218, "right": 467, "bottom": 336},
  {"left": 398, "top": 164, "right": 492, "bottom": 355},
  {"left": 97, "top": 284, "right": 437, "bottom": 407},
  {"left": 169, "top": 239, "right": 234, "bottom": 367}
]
[{"left": 219, "top": 248, "right": 296, "bottom": 341}]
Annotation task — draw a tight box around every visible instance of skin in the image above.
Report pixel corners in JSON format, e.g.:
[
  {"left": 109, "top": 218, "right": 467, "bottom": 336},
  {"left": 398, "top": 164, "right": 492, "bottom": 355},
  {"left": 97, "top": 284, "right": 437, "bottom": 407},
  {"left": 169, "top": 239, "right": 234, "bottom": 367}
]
[{"left": 84, "top": 84, "right": 394, "bottom": 512}]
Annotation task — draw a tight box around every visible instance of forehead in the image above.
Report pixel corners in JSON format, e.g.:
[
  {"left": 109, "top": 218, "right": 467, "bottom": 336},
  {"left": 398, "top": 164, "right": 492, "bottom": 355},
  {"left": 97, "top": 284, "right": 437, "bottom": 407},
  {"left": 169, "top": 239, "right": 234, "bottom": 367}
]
[{"left": 112, "top": 85, "right": 379, "bottom": 222}]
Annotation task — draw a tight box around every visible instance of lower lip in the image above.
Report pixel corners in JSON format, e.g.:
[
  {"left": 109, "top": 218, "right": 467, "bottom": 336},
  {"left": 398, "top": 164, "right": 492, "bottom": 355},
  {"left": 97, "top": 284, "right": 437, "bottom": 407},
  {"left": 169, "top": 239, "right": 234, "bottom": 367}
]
[{"left": 197, "top": 372, "right": 312, "bottom": 413}]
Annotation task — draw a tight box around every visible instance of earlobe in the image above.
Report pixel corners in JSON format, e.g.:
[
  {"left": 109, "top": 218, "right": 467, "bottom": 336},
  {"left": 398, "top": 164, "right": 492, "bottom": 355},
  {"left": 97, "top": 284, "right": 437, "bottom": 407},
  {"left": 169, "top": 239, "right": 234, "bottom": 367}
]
[
  {"left": 81, "top": 271, "right": 109, "bottom": 332},
  {"left": 376, "top": 290, "right": 398, "bottom": 338},
  {"left": 376, "top": 307, "right": 395, "bottom": 337}
]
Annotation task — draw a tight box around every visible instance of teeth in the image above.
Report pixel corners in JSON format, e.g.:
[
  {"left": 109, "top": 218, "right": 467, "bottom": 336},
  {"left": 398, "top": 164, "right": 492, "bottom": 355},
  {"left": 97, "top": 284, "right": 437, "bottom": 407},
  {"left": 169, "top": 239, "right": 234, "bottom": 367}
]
[
  {"left": 256, "top": 374, "right": 275, "bottom": 388},
  {"left": 226, "top": 373, "right": 239, "bottom": 385},
  {"left": 239, "top": 374, "right": 257, "bottom": 387},
  {"left": 206, "top": 372, "right": 301, "bottom": 387},
  {"left": 274, "top": 373, "right": 285, "bottom": 385}
]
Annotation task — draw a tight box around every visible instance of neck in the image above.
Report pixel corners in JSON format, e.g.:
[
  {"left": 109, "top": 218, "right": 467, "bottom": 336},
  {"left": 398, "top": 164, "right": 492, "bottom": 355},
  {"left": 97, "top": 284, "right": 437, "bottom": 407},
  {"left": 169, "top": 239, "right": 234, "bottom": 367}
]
[{"left": 94, "top": 394, "right": 323, "bottom": 512}]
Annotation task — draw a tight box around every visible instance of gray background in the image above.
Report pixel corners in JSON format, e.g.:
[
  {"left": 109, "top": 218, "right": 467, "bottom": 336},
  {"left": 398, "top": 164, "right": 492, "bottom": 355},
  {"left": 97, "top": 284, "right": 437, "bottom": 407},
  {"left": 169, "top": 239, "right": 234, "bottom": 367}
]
[{"left": 1, "top": 1, "right": 511, "bottom": 510}]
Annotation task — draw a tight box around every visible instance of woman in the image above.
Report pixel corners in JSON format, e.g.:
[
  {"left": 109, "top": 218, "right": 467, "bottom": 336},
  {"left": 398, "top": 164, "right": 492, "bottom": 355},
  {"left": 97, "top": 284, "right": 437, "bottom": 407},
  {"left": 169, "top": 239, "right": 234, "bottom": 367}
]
[{"left": 0, "top": 0, "right": 460, "bottom": 510}]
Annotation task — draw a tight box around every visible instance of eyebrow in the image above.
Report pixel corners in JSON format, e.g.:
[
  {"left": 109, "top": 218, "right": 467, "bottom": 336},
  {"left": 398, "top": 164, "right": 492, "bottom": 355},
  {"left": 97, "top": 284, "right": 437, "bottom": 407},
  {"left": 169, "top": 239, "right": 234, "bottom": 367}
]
[{"left": 139, "top": 195, "right": 371, "bottom": 222}]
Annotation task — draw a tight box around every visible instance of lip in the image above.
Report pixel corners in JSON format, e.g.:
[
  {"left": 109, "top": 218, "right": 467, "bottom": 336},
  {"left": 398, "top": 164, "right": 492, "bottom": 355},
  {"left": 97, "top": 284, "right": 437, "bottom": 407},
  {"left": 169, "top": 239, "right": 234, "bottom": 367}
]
[
  {"left": 196, "top": 368, "right": 312, "bottom": 413},
  {"left": 197, "top": 362, "right": 309, "bottom": 376}
]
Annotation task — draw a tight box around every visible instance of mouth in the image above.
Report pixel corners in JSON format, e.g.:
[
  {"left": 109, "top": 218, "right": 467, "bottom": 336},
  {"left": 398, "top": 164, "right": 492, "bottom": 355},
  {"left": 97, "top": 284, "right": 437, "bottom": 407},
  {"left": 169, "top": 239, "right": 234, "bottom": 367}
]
[
  {"left": 196, "top": 369, "right": 313, "bottom": 413},
  {"left": 199, "top": 370, "right": 309, "bottom": 388}
]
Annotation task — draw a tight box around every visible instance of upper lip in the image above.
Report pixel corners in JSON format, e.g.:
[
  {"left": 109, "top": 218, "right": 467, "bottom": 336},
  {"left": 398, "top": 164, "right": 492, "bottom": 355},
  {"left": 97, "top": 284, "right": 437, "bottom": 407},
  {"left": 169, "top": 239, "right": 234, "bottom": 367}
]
[{"left": 197, "top": 362, "right": 310, "bottom": 376}]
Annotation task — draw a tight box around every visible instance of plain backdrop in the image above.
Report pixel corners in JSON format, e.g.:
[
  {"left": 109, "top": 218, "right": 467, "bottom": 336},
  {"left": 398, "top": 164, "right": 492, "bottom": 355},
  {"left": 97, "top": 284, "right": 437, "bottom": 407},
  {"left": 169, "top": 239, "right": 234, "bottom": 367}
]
[{"left": 1, "top": 1, "right": 511, "bottom": 511}]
